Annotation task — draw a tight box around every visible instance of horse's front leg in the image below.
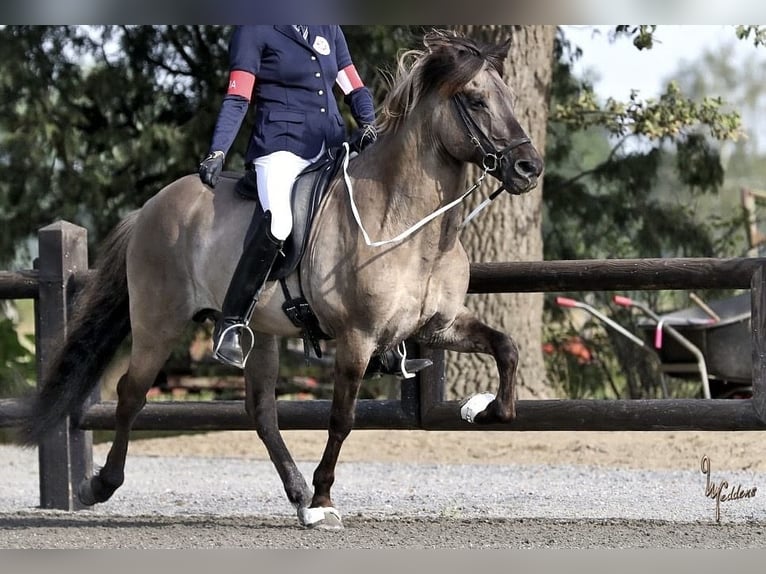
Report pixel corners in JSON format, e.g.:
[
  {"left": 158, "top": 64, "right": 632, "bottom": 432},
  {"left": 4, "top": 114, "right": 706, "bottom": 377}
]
[
  {"left": 244, "top": 333, "right": 312, "bottom": 523},
  {"left": 427, "top": 306, "right": 518, "bottom": 424},
  {"left": 304, "top": 335, "right": 373, "bottom": 530}
]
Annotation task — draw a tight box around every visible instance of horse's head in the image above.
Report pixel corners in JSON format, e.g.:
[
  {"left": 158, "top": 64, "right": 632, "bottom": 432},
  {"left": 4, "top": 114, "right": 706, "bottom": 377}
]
[
  {"left": 380, "top": 30, "right": 544, "bottom": 195},
  {"left": 449, "top": 60, "right": 544, "bottom": 195}
]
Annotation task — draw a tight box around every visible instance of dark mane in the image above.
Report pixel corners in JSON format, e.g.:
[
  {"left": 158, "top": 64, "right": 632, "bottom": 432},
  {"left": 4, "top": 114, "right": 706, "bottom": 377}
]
[{"left": 378, "top": 29, "right": 510, "bottom": 135}]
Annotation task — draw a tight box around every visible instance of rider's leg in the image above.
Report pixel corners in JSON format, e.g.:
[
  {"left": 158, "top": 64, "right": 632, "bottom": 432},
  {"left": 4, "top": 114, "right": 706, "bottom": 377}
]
[
  {"left": 212, "top": 151, "right": 311, "bottom": 368},
  {"left": 212, "top": 211, "right": 283, "bottom": 368}
]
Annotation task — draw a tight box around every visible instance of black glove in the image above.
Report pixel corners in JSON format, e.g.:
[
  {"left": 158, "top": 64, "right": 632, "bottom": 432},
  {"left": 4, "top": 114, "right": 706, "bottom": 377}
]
[
  {"left": 348, "top": 124, "right": 377, "bottom": 154},
  {"left": 198, "top": 151, "right": 225, "bottom": 188}
]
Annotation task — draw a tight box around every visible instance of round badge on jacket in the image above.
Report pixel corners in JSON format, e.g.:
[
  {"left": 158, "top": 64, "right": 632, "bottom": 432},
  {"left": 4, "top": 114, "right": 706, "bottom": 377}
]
[{"left": 313, "top": 36, "right": 331, "bottom": 56}]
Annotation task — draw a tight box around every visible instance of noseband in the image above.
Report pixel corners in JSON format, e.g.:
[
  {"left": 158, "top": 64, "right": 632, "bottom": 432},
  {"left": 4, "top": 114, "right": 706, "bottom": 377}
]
[{"left": 451, "top": 93, "right": 530, "bottom": 175}]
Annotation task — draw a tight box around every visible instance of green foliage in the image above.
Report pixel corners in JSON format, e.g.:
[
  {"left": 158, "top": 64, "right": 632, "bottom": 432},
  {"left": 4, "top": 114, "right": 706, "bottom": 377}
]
[
  {"left": 551, "top": 81, "right": 743, "bottom": 141},
  {"left": 0, "top": 25, "right": 232, "bottom": 267},
  {"left": 0, "top": 316, "right": 35, "bottom": 398},
  {"left": 613, "top": 25, "right": 658, "bottom": 50},
  {"left": 736, "top": 25, "right": 766, "bottom": 47}
]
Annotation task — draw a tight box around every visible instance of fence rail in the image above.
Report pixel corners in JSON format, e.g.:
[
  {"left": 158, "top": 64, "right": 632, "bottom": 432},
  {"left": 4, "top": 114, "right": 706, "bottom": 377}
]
[
  {"left": 468, "top": 257, "right": 763, "bottom": 292},
  {"left": 1, "top": 221, "right": 766, "bottom": 511}
]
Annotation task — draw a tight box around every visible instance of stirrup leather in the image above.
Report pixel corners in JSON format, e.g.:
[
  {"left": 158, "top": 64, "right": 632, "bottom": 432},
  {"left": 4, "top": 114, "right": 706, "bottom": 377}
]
[{"left": 213, "top": 321, "right": 255, "bottom": 369}]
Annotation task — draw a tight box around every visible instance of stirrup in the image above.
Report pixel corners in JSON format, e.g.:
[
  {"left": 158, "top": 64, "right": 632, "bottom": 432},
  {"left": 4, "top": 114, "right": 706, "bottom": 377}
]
[
  {"left": 213, "top": 321, "right": 255, "bottom": 369},
  {"left": 363, "top": 343, "right": 433, "bottom": 379}
]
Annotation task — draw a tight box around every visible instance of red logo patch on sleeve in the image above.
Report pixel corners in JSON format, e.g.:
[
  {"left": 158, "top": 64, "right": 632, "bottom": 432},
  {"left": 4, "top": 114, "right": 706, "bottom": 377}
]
[{"left": 227, "top": 70, "right": 256, "bottom": 99}]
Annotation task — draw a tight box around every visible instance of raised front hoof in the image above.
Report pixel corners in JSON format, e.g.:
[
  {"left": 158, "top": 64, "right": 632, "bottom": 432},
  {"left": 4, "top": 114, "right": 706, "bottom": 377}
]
[
  {"left": 298, "top": 506, "right": 343, "bottom": 530},
  {"left": 460, "top": 393, "right": 516, "bottom": 424},
  {"left": 78, "top": 475, "right": 118, "bottom": 506}
]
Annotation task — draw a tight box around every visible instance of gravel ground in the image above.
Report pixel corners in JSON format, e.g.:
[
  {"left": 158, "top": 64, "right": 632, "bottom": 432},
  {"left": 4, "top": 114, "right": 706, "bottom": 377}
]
[{"left": 2, "top": 430, "right": 766, "bottom": 548}]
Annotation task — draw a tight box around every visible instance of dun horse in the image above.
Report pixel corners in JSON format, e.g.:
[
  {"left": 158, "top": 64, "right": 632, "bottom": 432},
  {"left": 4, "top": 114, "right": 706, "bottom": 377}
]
[{"left": 20, "top": 31, "right": 543, "bottom": 529}]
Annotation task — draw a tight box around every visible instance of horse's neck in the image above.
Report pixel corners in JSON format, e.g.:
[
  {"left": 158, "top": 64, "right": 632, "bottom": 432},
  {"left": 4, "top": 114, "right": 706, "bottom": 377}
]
[
  {"left": 363, "top": 126, "right": 467, "bottom": 236},
  {"left": 340, "top": 135, "right": 466, "bottom": 256}
]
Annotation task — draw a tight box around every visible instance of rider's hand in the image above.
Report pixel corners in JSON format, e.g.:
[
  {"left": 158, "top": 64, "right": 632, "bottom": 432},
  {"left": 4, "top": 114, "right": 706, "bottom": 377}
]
[
  {"left": 349, "top": 124, "right": 377, "bottom": 154},
  {"left": 198, "top": 151, "right": 225, "bottom": 188}
]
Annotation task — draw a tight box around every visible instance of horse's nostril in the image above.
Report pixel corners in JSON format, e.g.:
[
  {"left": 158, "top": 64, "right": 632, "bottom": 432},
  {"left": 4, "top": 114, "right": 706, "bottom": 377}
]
[{"left": 515, "top": 158, "right": 542, "bottom": 178}]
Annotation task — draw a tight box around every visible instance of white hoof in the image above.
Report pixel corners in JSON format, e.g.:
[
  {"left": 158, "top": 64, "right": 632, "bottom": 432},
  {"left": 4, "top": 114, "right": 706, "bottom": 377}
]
[
  {"left": 299, "top": 506, "right": 343, "bottom": 530},
  {"left": 460, "top": 392, "right": 495, "bottom": 423}
]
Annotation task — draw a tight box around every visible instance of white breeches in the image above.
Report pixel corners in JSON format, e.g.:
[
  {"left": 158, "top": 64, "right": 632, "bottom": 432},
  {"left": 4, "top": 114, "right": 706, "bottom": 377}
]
[{"left": 254, "top": 148, "right": 324, "bottom": 240}]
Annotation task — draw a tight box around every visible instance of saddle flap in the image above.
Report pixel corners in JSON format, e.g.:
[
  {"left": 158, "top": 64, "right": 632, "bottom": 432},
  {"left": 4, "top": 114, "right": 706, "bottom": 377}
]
[{"left": 232, "top": 147, "right": 345, "bottom": 280}]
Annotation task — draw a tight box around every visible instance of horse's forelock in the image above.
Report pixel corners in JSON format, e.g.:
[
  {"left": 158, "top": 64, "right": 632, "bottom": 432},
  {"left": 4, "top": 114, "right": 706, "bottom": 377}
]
[
  {"left": 421, "top": 31, "right": 491, "bottom": 96},
  {"left": 379, "top": 30, "right": 511, "bottom": 134}
]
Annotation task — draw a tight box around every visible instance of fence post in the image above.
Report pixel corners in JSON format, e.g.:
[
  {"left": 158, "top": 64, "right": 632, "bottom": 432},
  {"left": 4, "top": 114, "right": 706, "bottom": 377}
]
[
  {"left": 752, "top": 264, "right": 766, "bottom": 424},
  {"left": 35, "top": 221, "right": 93, "bottom": 510}
]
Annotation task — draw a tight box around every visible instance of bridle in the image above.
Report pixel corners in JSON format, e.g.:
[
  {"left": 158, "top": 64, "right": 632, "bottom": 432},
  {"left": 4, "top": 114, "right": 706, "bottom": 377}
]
[
  {"left": 449, "top": 92, "right": 535, "bottom": 224},
  {"left": 340, "top": 91, "right": 535, "bottom": 247},
  {"left": 451, "top": 92, "right": 531, "bottom": 177}
]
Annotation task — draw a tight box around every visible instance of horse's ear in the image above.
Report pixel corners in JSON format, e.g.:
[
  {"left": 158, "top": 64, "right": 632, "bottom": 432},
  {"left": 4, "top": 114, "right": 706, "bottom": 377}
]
[
  {"left": 498, "top": 37, "right": 512, "bottom": 59},
  {"left": 487, "top": 38, "right": 512, "bottom": 78}
]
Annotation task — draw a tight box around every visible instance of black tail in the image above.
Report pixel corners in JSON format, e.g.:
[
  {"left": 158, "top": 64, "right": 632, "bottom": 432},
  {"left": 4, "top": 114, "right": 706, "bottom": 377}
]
[{"left": 18, "top": 212, "right": 138, "bottom": 446}]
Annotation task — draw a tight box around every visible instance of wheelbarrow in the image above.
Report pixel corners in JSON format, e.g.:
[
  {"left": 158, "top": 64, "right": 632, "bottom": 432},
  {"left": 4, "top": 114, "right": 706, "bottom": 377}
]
[
  {"left": 632, "top": 292, "right": 752, "bottom": 398},
  {"left": 555, "top": 293, "right": 752, "bottom": 399}
]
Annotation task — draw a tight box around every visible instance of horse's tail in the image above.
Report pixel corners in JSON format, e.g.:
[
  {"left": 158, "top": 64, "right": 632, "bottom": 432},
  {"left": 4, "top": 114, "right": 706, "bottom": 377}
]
[{"left": 18, "top": 211, "right": 139, "bottom": 446}]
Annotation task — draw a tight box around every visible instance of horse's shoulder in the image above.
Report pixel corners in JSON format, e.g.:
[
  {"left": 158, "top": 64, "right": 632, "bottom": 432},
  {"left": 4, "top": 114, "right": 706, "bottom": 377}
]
[{"left": 430, "top": 246, "right": 471, "bottom": 287}]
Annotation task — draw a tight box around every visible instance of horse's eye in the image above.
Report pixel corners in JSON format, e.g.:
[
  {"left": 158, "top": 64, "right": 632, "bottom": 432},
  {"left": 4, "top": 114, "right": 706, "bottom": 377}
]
[{"left": 467, "top": 95, "right": 487, "bottom": 110}]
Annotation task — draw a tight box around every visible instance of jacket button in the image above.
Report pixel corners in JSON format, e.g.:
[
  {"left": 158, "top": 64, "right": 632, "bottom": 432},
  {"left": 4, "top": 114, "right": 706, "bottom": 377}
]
[
  {"left": 318, "top": 90, "right": 324, "bottom": 95},
  {"left": 315, "top": 72, "right": 321, "bottom": 78},
  {"left": 310, "top": 56, "right": 316, "bottom": 60},
  {"left": 320, "top": 108, "right": 326, "bottom": 113}
]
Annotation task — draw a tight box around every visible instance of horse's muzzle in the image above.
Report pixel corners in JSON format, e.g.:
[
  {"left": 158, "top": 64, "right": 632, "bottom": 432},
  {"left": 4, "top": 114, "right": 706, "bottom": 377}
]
[
  {"left": 515, "top": 157, "right": 543, "bottom": 181},
  {"left": 502, "top": 155, "right": 543, "bottom": 195}
]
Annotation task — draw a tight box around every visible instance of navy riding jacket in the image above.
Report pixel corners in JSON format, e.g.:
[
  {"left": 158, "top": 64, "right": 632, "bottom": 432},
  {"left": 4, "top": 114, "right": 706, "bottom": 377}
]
[{"left": 208, "top": 25, "right": 376, "bottom": 163}]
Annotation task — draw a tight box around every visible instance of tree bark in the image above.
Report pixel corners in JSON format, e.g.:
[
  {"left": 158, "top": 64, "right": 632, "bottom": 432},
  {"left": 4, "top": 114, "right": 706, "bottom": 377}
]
[{"left": 447, "top": 25, "right": 557, "bottom": 400}]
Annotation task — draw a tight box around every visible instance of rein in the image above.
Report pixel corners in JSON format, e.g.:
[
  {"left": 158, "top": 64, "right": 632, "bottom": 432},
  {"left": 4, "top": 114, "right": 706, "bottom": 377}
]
[
  {"left": 343, "top": 93, "right": 528, "bottom": 247},
  {"left": 342, "top": 143, "right": 491, "bottom": 247}
]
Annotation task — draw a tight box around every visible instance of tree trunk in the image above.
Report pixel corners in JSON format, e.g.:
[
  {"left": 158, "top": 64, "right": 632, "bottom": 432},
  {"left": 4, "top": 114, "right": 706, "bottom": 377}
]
[{"left": 447, "top": 25, "right": 557, "bottom": 400}]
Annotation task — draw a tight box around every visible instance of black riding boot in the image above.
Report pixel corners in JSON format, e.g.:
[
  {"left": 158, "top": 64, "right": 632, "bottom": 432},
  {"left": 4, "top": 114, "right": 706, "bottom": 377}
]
[
  {"left": 364, "top": 347, "right": 433, "bottom": 379},
  {"left": 213, "top": 213, "right": 283, "bottom": 369}
]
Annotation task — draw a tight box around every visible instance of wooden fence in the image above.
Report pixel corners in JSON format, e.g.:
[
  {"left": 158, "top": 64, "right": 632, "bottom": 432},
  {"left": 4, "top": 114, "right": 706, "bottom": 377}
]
[{"left": 2, "top": 221, "right": 766, "bottom": 510}]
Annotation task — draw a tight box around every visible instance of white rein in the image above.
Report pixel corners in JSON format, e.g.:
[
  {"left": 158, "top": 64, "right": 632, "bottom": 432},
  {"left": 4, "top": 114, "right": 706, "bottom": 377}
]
[{"left": 341, "top": 142, "right": 497, "bottom": 248}]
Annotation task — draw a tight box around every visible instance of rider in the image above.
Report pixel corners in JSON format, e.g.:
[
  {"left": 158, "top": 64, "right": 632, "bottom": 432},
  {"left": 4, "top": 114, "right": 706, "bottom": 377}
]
[{"left": 199, "top": 25, "right": 431, "bottom": 377}]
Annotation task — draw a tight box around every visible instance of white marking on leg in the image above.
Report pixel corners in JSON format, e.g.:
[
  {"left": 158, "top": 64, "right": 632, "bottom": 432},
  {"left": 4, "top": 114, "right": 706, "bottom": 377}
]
[
  {"left": 460, "top": 392, "right": 495, "bottom": 423},
  {"left": 299, "top": 506, "right": 342, "bottom": 527}
]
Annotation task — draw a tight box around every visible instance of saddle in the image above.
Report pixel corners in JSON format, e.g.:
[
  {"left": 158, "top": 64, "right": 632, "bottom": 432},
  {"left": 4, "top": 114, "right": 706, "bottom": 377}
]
[
  {"left": 222, "top": 147, "right": 347, "bottom": 359},
  {"left": 228, "top": 147, "right": 345, "bottom": 280}
]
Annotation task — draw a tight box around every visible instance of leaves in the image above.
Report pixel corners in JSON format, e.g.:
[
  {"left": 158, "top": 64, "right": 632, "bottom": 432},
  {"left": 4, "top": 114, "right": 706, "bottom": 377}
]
[
  {"left": 551, "top": 81, "right": 743, "bottom": 141},
  {"left": 736, "top": 25, "right": 766, "bottom": 48},
  {"left": 0, "top": 316, "right": 35, "bottom": 398},
  {"left": 0, "top": 26, "right": 232, "bottom": 267},
  {"left": 613, "top": 25, "right": 658, "bottom": 50}
]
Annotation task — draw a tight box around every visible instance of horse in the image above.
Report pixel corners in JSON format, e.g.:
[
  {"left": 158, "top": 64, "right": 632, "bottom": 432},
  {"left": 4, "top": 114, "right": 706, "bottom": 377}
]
[{"left": 19, "top": 30, "right": 543, "bottom": 529}]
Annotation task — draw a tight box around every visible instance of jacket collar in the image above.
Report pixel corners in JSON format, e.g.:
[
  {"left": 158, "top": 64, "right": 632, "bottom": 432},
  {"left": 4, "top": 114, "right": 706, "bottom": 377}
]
[{"left": 275, "top": 25, "right": 312, "bottom": 47}]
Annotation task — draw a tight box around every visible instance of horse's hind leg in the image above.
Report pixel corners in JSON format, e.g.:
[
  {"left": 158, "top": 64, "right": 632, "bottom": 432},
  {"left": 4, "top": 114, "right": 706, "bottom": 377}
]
[
  {"left": 427, "top": 306, "right": 518, "bottom": 424},
  {"left": 78, "top": 322, "right": 184, "bottom": 506},
  {"left": 244, "top": 333, "right": 312, "bottom": 523}
]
